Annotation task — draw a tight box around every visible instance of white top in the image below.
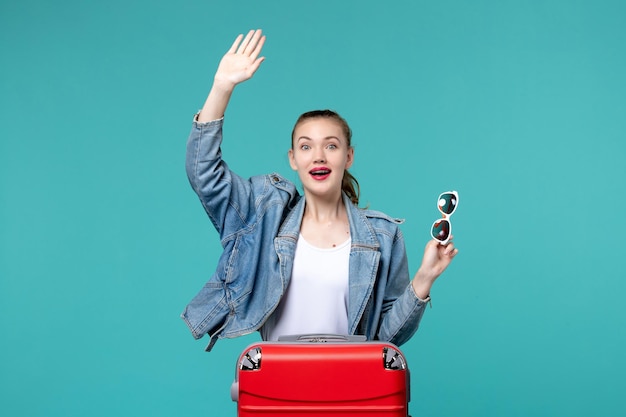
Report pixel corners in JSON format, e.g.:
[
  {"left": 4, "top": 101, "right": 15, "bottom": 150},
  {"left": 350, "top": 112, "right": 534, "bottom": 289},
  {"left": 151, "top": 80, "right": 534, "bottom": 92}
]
[{"left": 261, "top": 234, "right": 351, "bottom": 341}]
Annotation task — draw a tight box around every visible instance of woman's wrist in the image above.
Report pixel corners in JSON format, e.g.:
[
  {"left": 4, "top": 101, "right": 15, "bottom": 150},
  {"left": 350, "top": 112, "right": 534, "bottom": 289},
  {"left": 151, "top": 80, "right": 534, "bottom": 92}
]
[
  {"left": 411, "top": 270, "right": 435, "bottom": 300},
  {"left": 197, "top": 82, "right": 235, "bottom": 122},
  {"left": 211, "top": 77, "right": 237, "bottom": 94}
]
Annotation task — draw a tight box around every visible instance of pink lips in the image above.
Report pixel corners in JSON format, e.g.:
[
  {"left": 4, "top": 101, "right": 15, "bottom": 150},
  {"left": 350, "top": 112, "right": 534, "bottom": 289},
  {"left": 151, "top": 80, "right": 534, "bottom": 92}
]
[{"left": 309, "top": 166, "right": 331, "bottom": 181}]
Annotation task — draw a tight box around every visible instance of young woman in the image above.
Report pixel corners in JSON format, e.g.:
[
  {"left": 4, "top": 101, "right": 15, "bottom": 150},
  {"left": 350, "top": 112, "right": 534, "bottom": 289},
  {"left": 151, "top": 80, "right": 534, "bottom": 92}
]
[{"left": 182, "top": 29, "right": 458, "bottom": 351}]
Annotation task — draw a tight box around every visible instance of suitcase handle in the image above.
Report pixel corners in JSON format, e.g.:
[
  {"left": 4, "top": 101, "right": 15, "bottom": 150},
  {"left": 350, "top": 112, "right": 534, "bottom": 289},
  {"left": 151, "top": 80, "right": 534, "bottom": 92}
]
[{"left": 277, "top": 333, "right": 367, "bottom": 343}]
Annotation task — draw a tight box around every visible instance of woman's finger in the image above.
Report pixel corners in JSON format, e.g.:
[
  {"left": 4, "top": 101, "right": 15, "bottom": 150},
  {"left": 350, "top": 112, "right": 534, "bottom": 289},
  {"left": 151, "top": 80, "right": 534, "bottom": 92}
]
[
  {"left": 236, "top": 30, "right": 255, "bottom": 54},
  {"left": 242, "top": 29, "right": 263, "bottom": 56},
  {"left": 249, "top": 34, "right": 266, "bottom": 61},
  {"left": 446, "top": 245, "right": 458, "bottom": 256},
  {"left": 227, "top": 34, "right": 244, "bottom": 54}
]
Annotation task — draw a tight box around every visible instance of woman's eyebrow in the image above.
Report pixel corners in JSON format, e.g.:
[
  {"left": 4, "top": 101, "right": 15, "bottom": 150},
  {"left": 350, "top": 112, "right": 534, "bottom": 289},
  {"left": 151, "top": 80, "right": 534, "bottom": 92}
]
[{"left": 296, "top": 135, "right": 341, "bottom": 142}]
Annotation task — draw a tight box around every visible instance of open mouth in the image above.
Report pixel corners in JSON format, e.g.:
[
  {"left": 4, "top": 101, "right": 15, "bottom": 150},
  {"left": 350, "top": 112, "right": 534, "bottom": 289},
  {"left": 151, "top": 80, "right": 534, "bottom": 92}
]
[{"left": 309, "top": 167, "right": 331, "bottom": 180}]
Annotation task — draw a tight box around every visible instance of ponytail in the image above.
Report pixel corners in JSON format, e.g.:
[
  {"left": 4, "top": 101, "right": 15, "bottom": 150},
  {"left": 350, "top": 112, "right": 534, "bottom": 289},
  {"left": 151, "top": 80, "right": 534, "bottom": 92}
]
[{"left": 342, "top": 170, "right": 360, "bottom": 206}]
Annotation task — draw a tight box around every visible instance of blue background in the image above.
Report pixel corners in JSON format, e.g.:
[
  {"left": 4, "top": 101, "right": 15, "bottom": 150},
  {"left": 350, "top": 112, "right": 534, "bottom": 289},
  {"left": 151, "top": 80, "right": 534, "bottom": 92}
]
[{"left": 1, "top": 0, "right": 625, "bottom": 416}]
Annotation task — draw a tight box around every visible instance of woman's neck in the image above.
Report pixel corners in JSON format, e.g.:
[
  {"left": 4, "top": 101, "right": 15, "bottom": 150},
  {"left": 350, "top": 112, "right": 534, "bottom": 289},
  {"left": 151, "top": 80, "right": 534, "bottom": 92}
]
[
  {"left": 300, "top": 192, "right": 351, "bottom": 248},
  {"left": 302, "top": 191, "right": 344, "bottom": 222}
]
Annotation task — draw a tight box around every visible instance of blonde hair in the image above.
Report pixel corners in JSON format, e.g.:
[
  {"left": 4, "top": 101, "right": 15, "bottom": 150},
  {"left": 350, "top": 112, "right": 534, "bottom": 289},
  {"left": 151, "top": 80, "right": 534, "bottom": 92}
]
[{"left": 291, "top": 110, "right": 360, "bottom": 206}]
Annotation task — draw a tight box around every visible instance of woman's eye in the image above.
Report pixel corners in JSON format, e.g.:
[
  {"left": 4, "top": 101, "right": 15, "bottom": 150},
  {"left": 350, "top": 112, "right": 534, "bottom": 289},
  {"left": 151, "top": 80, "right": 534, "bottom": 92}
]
[
  {"left": 301, "top": 144, "right": 310, "bottom": 150},
  {"left": 327, "top": 144, "right": 337, "bottom": 150}
]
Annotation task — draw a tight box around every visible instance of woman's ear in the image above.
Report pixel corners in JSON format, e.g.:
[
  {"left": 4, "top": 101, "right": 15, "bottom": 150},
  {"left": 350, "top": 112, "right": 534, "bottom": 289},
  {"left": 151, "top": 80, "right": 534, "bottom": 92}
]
[
  {"left": 288, "top": 148, "right": 297, "bottom": 170},
  {"left": 345, "top": 147, "right": 354, "bottom": 169}
]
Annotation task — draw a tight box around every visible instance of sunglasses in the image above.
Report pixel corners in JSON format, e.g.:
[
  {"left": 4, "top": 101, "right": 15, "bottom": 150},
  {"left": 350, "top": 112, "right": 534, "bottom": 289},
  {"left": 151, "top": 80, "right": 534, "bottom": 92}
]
[{"left": 431, "top": 191, "right": 459, "bottom": 245}]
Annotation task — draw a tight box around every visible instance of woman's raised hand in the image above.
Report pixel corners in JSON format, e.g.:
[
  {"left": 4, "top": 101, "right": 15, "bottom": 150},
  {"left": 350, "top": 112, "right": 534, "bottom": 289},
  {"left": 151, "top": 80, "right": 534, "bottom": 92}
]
[
  {"left": 214, "top": 29, "right": 266, "bottom": 89},
  {"left": 197, "top": 29, "right": 266, "bottom": 122}
]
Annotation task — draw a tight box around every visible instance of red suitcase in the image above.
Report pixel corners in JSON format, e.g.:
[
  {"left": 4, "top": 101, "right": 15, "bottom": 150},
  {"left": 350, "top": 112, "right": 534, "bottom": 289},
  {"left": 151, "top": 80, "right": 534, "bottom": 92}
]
[{"left": 231, "top": 334, "right": 411, "bottom": 416}]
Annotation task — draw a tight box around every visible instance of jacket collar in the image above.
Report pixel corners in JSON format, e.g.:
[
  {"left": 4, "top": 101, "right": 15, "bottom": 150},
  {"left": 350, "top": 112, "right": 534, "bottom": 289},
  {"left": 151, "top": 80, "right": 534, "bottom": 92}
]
[{"left": 277, "top": 192, "right": 380, "bottom": 249}]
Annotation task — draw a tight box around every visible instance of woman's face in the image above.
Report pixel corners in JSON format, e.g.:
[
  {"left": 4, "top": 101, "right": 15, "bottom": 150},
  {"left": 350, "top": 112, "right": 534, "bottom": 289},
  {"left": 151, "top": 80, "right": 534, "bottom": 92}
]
[{"left": 289, "top": 117, "right": 354, "bottom": 199}]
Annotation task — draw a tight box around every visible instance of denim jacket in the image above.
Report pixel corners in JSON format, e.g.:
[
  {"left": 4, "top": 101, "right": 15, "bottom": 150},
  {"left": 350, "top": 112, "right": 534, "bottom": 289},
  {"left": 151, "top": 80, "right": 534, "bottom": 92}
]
[{"left": 182, "top": 118, "right": 430, "bottom": 351}]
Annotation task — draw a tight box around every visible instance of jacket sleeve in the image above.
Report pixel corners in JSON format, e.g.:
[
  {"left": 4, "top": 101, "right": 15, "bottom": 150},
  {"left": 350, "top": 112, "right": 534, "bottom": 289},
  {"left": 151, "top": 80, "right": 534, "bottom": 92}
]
[
  {"left": 377, "top": 230, "right": 430, "bottom": 346},
  {"left": 186, "top": 118, "right": 255, "bottom": 240}
]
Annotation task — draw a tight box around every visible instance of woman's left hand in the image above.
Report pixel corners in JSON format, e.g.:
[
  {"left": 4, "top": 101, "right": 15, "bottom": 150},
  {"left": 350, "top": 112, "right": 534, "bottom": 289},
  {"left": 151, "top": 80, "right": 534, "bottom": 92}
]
[{"left": 411, "top": 237, "right": 458, "bottom": 299}]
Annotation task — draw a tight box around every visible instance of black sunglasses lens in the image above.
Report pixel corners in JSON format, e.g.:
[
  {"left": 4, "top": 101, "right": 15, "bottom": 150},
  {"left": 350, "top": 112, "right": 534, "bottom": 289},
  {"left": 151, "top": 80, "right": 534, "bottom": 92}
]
[
  {"left": 432, "top": 219, "right": 450, "bottom": 241},
  {"left": 438, "top": 193, "right": 457, "bottom": 215}
]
